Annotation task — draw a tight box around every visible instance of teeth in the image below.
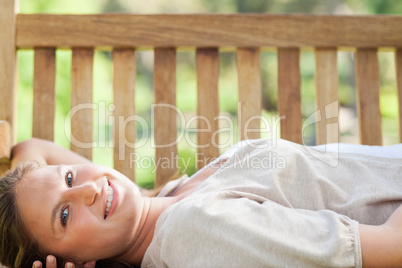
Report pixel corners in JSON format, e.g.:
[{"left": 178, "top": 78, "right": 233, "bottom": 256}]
[{"left": 105, "top": 185, "right": 113, "bottom": 218}]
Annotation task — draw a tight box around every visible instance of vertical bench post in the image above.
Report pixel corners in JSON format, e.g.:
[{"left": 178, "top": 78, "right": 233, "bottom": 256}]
[
  {"left": 113, "top": 48, "right": 136, "bottom": 181},
  {"left": 0, "top": 0, "right": 17, "bottom": 145},
  {"left": 315, "top": 48, "right": 339, "bottom": 145},
  {"left": 395, "top": 49, "right": 402, "bottom": 143},
  {"left": 70, "top": 48, "right": 94, "bottom": 160},
  {"left": 196, "top": 48, "right": 220, "bottom": 169},
  {"left": 355, "top": 49, "right": 382, "bottom": 145},
  {"left": 33, "top": 48, "right": 56, "bottom": 141},
  {"left": 154, "top": 48, "right": 177, "bottom": 187},
  {"left": 278, "top": 48, "right": 302, "bottom": 144},
  {"left": 237, "top": 48, "right": 262, "bottom": 141}
]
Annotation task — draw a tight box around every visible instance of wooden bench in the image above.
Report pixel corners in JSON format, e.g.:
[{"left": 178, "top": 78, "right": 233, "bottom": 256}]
[{"left": 2, "top": 0, "right": 402, "bottom": 187}]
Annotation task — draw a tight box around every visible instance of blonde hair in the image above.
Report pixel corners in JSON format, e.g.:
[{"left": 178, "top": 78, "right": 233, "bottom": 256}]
[{"left": 0, "top": 162, "right": 46, "bottom": 267}]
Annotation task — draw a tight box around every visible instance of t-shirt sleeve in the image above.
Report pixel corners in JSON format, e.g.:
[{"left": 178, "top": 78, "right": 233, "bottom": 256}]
[{"left": 142, "top": 192, "right": 362, "bottom": 268}]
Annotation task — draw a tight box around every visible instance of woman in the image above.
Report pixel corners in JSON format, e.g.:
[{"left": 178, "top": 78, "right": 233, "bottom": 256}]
[
  {"left": 2, "top": 137, "right": 402, "bottom": 267},
  {"left": 0, "top": 138, "right": 226, "bottom": 268}
]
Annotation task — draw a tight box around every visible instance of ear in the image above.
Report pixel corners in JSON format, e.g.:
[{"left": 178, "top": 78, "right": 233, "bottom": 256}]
[{"left": 83, "top": 261, "right": 96, "bottom": 268}]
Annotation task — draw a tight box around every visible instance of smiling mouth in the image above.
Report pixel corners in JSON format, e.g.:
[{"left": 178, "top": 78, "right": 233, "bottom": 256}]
[{"left": 105, "top": 182, "right": 114, "bottom": 219}]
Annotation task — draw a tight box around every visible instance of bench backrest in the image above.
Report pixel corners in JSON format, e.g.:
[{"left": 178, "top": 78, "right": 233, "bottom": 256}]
[{"left": 2, "top": 0, "right": 402, "bottom": 186}]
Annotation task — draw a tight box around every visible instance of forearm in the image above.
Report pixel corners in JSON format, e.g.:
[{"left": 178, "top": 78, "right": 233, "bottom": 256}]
[
  {"left": 11, "top": 138, "right": 91, "bottom": 168},
  {"left": 360, "top": 206, "right": 402, "bottom": 267}
]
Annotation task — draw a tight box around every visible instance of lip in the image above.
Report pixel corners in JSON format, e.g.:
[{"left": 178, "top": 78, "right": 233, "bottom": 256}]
[
  {"left": 103, "top": 180, "right": 108, "bottom": 219},
  {"left": 104, "top": 179, "right": 119, "bottom": 220}
]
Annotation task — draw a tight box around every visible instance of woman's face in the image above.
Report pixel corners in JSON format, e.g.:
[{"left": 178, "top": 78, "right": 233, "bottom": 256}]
[{"left": 15, "top": 163, "right": 142, "bottom": 264}]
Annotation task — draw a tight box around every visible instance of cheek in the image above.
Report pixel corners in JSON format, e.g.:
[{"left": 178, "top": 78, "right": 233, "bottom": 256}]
[
  {"left": 59, "top": 221, "right": 103, "bottom": 258},
  {"left": 73, "top": 214, "right": 100, "bottom": 237},
  {"left": 59, "top": 212, "right": 99, "bottom": 248},
  {"left": 60, "top": 212, "right": 136, "bottom": 261}
]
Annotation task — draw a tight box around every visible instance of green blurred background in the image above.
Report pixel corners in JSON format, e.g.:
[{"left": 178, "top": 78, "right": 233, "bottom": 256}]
[{"left": 16, "top": 0, "right": 402, "bottom": 187}]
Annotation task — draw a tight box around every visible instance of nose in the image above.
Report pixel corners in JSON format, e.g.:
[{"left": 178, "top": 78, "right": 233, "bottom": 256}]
[{"left": 65, "top": 182, "right": 99, "bottom": 206}]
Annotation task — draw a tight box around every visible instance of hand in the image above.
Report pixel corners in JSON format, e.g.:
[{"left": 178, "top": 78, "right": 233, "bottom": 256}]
[{"left": 32, "top": 255, "right": 75, "bottom": 268}]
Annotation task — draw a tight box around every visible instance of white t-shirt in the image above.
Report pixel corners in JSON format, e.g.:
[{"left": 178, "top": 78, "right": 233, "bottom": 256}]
[{"left": 145, "top": 139, "right": 402, "bottom": 268}]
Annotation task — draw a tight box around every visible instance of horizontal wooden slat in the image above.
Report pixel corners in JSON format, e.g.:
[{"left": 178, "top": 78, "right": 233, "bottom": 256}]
[
  {"left": 314, "top": 48, "right": 339, "bottom": 145},
  {"left": 33, "top": 48, "right": 56, "bottom": 141},
  {"left": 154, "top": 48, "right": 177, "bottom": 187},
  {"left": 278, "top": 48, "right": 302, "bottom": 144},
  {"left": 196, "top": 48, "right": 220, "bottom": 169},
  {"left": 70, "top": 48, "right": 94, "bottom": 160},
  {"left": 16, "top": 14, "right": 402, "bottom": 49},
  {"left": 237, "top": 47, "right": 262, "bottom": 141},
  {"left": 113, "top": 48, "right": 136, "bottom": 181},
  {"left": 355, "top": 49, "right": 382, "bottom": 145}
]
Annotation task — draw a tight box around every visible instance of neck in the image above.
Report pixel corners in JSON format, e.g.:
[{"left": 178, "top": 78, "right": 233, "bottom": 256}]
[
  {"left": 112, "top": 164, "right": 218, "bottom": 266},
  {"left": 114, "top": 196, "right": 180, "bottom": 266}
]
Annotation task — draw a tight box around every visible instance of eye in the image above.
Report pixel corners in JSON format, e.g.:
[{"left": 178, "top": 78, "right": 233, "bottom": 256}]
[
  {"left": 65, "top": 170, "right": 73, "bottom": 187},
  {"left": 60, "top": 206, "right": 69, "bottom": 227}
]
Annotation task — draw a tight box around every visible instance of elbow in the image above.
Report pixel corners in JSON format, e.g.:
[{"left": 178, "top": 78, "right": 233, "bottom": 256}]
[
  {"left": 11, "top": 138, "right": 38, "bottom": 155},
  {"left": 10, "top": 138, "right": 47, "bottom": 166}
]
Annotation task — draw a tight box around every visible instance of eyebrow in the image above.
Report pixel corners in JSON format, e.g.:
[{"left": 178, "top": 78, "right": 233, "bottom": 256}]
[{"left": 50, "top": 166, "right": 63, "bottom": 236}]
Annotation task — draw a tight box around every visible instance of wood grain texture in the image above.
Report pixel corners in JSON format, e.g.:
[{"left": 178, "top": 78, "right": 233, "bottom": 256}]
[
  {"left": 355, "top": 49, "right": 382, "bottom": 145},
  {"left": 33, "top": 48, "right": 56, "bottom": 141},
  {"left": 154, "top": 48, "right": 177, "bottom": 187},
  {"left": 395, "top": 49, "right": 402, "bottom": 143},
  {"left": 0, "top": 120, "right": 11, "bottom": 174},
  {"left": 113, "top": 49, "right": 136, "bottom": 182},
  {"left": 0, "top": 121, "right": 11, "bottom": 160},
  {"left": 70, "top": 48, "right": 94, "bottom": 160},
  {"left": 196, "top": 48, "right": 220, "bottom": 169},
  {"left": 237, "top": 47, "right": 262, "bottom": 141},
  {"left": 277, "top": 48, "right": 302, "bottom": 144},
  {"left": 0, "top": 0, "right": 17, "bottom": 144},
  {"left": 314, "top": 48, "right": 339, "bottom": 145},
  {"left": 16, "top": 14, "right": 402, "bottom": 49}
]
